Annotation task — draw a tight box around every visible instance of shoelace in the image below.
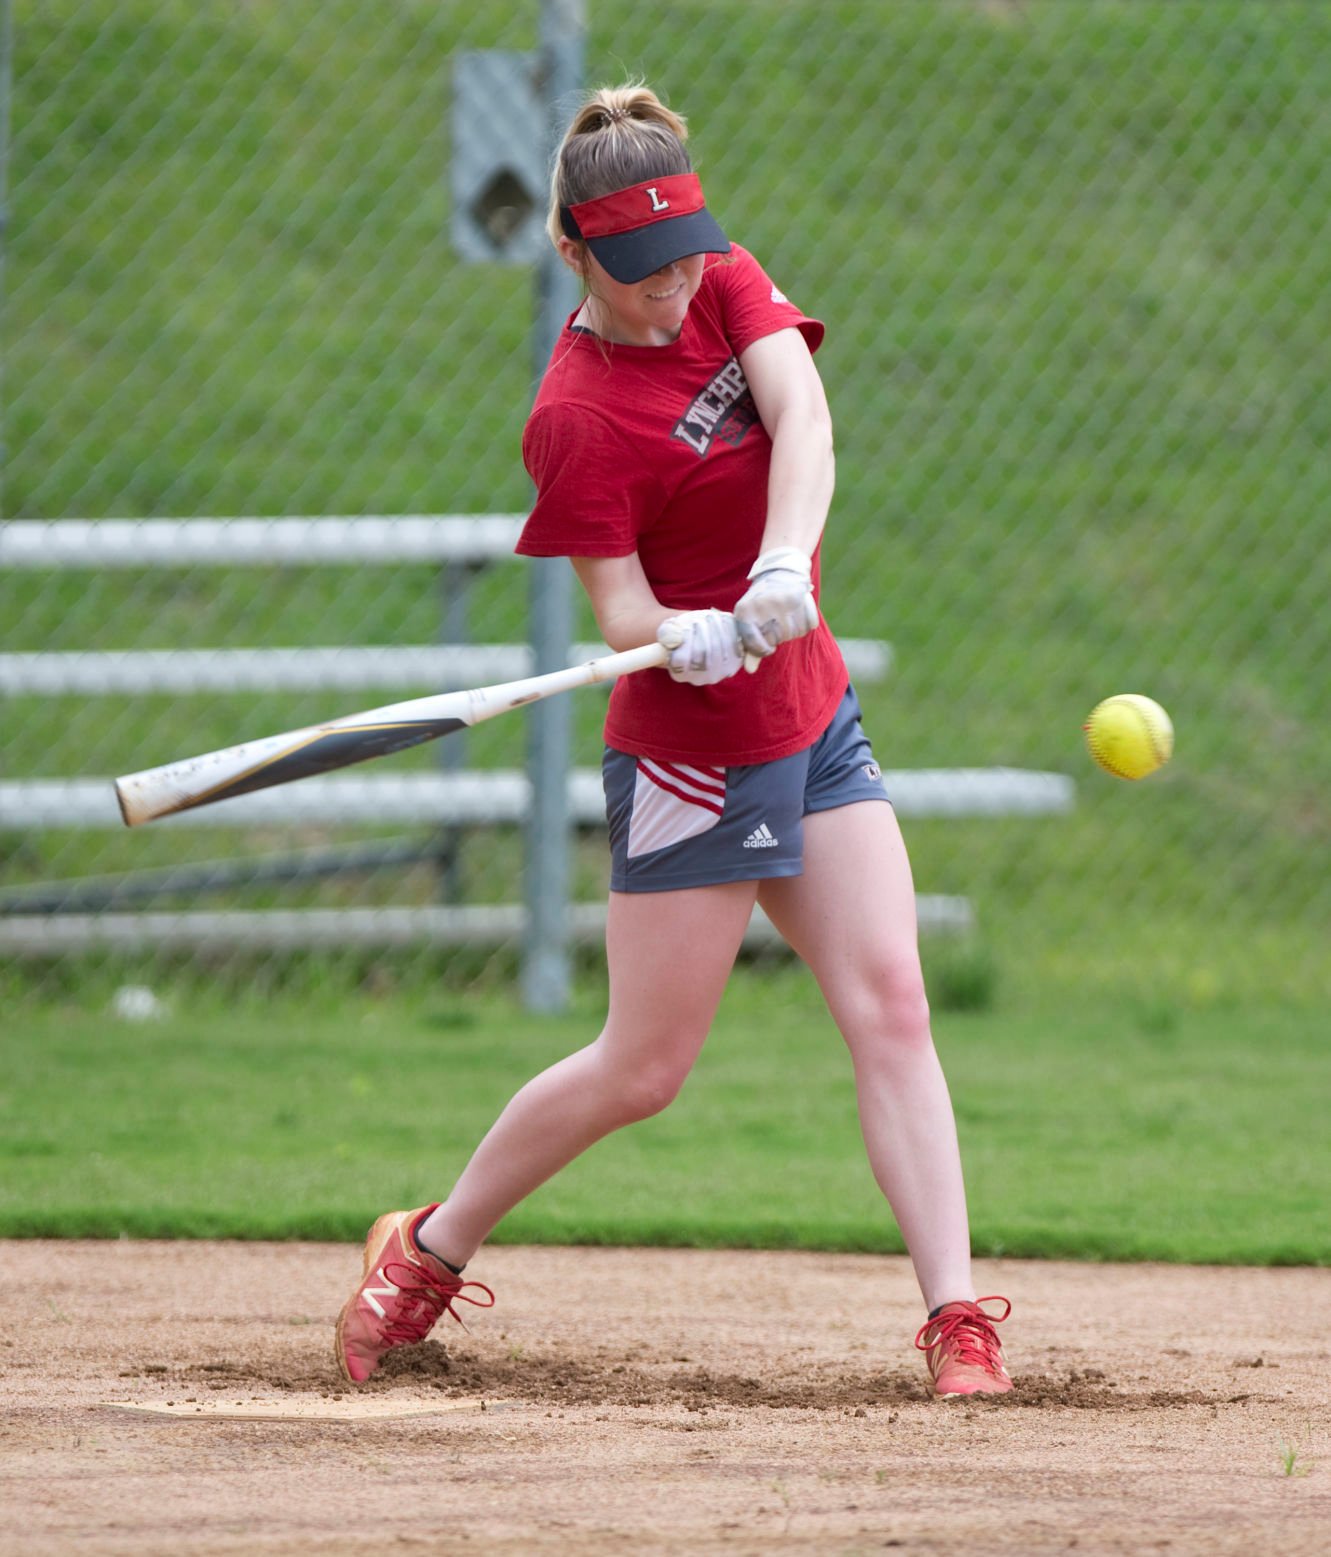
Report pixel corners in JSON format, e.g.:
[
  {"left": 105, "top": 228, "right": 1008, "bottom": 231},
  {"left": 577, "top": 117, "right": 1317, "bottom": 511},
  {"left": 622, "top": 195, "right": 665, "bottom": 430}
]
[
  {"left": 376, "top": 1258, "right": 496, "bottom": 1347},
  {"left": 913, "top": 1295, "right": 1011, "bottom": 1369}
]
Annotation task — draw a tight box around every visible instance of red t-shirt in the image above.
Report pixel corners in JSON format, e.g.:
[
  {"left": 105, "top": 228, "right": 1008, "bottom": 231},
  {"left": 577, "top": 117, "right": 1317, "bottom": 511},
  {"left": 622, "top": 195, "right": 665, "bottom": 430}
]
[{"left": 517, "top": 244, "right": 848, "bottom": 766}]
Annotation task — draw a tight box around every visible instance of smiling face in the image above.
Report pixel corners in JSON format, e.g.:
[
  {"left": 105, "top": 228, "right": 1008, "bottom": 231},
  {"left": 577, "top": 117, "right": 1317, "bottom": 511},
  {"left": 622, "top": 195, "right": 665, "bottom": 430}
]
[{"left": 558, "top": 238, "right": 706, "bottom": 346}]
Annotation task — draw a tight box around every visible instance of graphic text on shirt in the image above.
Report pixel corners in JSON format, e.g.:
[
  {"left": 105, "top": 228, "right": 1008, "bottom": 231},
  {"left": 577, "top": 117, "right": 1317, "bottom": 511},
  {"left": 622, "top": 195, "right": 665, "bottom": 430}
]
[{"left": 672, "top": 357, "right": 760, "bottom": 457}]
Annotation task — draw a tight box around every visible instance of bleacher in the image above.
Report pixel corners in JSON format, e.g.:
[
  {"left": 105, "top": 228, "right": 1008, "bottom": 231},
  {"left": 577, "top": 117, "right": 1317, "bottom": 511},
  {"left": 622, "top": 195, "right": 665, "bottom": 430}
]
[{"left": 0, "top": 517, "right": 1075, "bottom": 953}]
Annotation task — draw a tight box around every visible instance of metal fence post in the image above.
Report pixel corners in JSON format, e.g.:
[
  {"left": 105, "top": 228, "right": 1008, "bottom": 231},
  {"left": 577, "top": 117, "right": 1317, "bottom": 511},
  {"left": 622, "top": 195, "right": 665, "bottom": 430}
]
[
  {"left": 522, "top": 0, "right": 584, "bottom": 1013},
  {"left": 0, "top": 0, "right": 11, "bottom": 517}
]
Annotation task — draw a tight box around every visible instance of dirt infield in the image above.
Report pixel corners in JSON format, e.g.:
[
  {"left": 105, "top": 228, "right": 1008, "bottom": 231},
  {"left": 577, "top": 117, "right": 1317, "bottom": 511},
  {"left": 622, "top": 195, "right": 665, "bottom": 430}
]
[{"left": 3, "top": 1241, "right": 1328, "bottom": 1555}]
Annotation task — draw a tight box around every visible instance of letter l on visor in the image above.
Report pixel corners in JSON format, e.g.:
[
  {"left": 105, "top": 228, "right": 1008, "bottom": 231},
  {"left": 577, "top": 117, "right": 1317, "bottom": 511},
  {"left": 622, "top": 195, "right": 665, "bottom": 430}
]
[{"left": 560, "top": 173, "right": 731, "bottom": 284}]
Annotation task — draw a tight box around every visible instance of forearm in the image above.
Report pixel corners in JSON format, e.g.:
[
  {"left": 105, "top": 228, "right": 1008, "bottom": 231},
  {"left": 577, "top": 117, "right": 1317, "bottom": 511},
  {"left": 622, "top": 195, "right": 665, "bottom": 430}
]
[
  {"left": 570, "top": 553, "right": 743, "bottom": 685},
  {"left": 570, "top": 553, "right": 673, "bottom": 652},
  {"left": 739, "top": 325, "right": 836, "bottom": 564},
  {"left": 595, "top": 598, "right": 677, "bottom": 653},
  {"left": 585, "top": 588, "right": 675, "bottom": 650},
  {"left": 758, "top": 409, "right": 835, "bottom": 561},
  {"left": 730, "top": 346, "right": 835, "bottom": 663}
]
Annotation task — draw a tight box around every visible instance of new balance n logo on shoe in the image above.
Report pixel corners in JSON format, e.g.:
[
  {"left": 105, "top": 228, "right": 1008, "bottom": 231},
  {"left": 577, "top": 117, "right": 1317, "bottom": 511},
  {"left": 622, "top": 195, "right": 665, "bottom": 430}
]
[
  {"left": 743, "top": 822, "right": 779, "bottom": 849},
  {"left": 362, "top": 1266, "right": 402, "bottom": 1319}
]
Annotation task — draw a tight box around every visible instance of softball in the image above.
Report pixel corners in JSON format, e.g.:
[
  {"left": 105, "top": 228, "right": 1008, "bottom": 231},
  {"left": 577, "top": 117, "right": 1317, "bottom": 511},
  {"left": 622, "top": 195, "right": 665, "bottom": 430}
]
[{"left": 1083, "top": 694, "right": 1174, "bottom": 780}]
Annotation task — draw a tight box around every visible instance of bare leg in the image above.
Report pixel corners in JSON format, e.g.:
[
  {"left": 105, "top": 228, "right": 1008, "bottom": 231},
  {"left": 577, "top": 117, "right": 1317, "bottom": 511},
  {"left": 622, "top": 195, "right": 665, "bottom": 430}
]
[
  {"left": 758, "top": 803, "right": 975, "bottom": 1311},
  {"left": 418, "top": 880, "right": 758, "bottom": 1268}
]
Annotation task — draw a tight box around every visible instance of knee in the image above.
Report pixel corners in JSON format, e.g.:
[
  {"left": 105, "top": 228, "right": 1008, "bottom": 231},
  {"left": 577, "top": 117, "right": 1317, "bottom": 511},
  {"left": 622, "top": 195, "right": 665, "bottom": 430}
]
[
  {"left": 838, "top": 952, "right": 933, "bottom": 1051},
  {"left": 628, "top": 1071, "right": 691, "bottom": 1121},
  {"left": 590, "top": 1043, "right": 695, "bottom": 1125},
  {"left": 614, "top": 1061, "right": 691, "bottom": 1124}
]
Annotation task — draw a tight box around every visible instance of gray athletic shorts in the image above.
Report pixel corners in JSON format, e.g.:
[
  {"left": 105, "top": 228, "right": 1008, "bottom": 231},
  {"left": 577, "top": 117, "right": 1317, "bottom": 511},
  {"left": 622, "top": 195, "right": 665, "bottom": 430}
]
[{"left": 603, "top": 684, "right": 890, "bottom": 893}]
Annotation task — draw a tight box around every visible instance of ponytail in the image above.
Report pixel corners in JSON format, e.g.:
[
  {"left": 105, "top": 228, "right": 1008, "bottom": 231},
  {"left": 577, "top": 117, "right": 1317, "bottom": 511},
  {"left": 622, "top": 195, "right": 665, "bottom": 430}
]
[{"left": 546, "top": 83, "right": 693, "bottom": 249}]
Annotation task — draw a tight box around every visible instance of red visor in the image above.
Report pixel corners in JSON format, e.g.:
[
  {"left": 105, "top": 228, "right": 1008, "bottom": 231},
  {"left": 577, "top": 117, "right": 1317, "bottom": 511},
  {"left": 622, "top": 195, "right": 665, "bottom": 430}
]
[
  {"left": 560, "top": 173, "right": 731, "bottom": 284},
  {"left": 566, "top": 174, "right": 707, "bottom": 239}
]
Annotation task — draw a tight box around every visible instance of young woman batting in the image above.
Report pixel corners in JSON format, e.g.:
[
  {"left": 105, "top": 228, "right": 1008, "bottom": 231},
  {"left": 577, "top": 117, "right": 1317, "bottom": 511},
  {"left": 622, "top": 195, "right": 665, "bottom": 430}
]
[{"left": 336, "top": 82, "right": 1013, "bottom": 1398}]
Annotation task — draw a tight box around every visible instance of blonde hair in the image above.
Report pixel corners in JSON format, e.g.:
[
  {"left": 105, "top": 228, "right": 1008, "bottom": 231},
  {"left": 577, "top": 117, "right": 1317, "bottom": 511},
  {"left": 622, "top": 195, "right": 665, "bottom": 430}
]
[{"left": 546, "top": 83, "right": 692, "bottom": 251}]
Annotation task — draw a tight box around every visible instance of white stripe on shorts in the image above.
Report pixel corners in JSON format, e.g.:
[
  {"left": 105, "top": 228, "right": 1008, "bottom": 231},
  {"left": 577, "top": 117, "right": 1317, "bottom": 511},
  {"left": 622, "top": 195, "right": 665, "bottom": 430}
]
[
  {"left": 627, "top": 761, "right": 726, "bottom": 859},
  {"left": 638, "top": 760, "right": 726, "bottom": 809}
]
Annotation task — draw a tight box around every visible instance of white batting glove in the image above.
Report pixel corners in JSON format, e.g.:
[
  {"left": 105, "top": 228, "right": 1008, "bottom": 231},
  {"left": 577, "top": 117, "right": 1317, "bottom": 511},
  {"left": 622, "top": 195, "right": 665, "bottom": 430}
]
[
  {"left": 733, "top": 547, "right": 819, "bottom": 671},
  {"left": 656, "top": 609, "right": 745, "bottom": 686}
]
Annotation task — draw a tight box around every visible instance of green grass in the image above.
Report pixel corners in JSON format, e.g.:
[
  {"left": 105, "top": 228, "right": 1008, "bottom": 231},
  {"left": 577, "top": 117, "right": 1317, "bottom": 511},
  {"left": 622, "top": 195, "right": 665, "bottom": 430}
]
[
  {"left": 3, "top": 969, "right": 1326, "bottom": 1264},
  {"left": 4, "top": 2, "right": 1326, "bottom": 1270}
]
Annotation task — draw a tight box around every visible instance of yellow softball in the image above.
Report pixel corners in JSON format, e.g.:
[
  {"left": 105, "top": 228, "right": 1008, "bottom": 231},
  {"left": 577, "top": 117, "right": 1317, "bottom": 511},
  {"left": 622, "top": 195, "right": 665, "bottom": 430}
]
[{"left": 1083, "top": 694, "right": 1174, "bottom": 780}]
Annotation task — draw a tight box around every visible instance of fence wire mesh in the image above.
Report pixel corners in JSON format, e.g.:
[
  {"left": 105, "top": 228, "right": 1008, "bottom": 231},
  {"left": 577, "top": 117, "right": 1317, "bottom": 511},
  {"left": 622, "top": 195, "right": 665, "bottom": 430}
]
[{"left": 4, "top": 1, "right": 1328, "bottom": 1011}]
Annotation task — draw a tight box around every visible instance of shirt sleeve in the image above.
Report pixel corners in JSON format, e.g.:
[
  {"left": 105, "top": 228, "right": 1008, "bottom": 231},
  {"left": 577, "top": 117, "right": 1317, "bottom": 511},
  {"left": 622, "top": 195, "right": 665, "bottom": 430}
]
[
  {"left": 517, "top": 401, "right": 665, "bottom": 558},
  {"left": 710, "top": 244, "right": 825, "bottom": 359}
]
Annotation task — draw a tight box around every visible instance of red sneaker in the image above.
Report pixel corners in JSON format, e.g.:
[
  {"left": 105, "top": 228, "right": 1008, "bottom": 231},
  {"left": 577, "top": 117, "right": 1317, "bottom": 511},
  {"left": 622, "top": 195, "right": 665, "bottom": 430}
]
[
  {"left": 334, "top": 1205, "right": 495, "bottom": 1383},
  {"left": 914, "top": 1296, "right": 1013, "bottom": 1396}
]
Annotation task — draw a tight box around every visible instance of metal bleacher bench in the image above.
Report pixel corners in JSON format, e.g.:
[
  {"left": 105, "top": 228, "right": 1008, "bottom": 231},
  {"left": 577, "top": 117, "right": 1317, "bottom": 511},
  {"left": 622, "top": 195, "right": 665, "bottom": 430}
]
[{"left": 0, "top": 517, "right": 1074, "bottom": 952}]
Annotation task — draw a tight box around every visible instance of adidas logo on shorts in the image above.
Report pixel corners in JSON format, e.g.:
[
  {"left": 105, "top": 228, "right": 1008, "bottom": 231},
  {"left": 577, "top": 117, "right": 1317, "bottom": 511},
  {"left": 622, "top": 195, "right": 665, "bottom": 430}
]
[{"left": 743, "top": 822, "right": 779, "bottom": 849}]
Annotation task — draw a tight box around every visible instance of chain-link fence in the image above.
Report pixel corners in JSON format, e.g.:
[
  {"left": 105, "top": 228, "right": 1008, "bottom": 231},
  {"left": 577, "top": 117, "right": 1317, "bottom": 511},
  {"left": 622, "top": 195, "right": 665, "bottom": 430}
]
[{"left": 4, "top": 1, "right": 1328, "bottom": 1012}]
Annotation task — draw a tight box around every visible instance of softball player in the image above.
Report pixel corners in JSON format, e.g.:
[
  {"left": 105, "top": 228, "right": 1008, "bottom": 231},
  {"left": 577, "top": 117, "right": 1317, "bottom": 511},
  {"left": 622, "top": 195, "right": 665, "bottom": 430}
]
[{"left": 337, "top": 82, "right": 1012, "bottom": 1398}]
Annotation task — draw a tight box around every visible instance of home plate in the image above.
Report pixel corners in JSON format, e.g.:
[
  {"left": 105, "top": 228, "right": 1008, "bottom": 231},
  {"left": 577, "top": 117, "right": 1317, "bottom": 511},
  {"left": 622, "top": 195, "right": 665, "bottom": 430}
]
[{"left": 101, "top": 1395, "right": 503, "bottom": 1422}]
